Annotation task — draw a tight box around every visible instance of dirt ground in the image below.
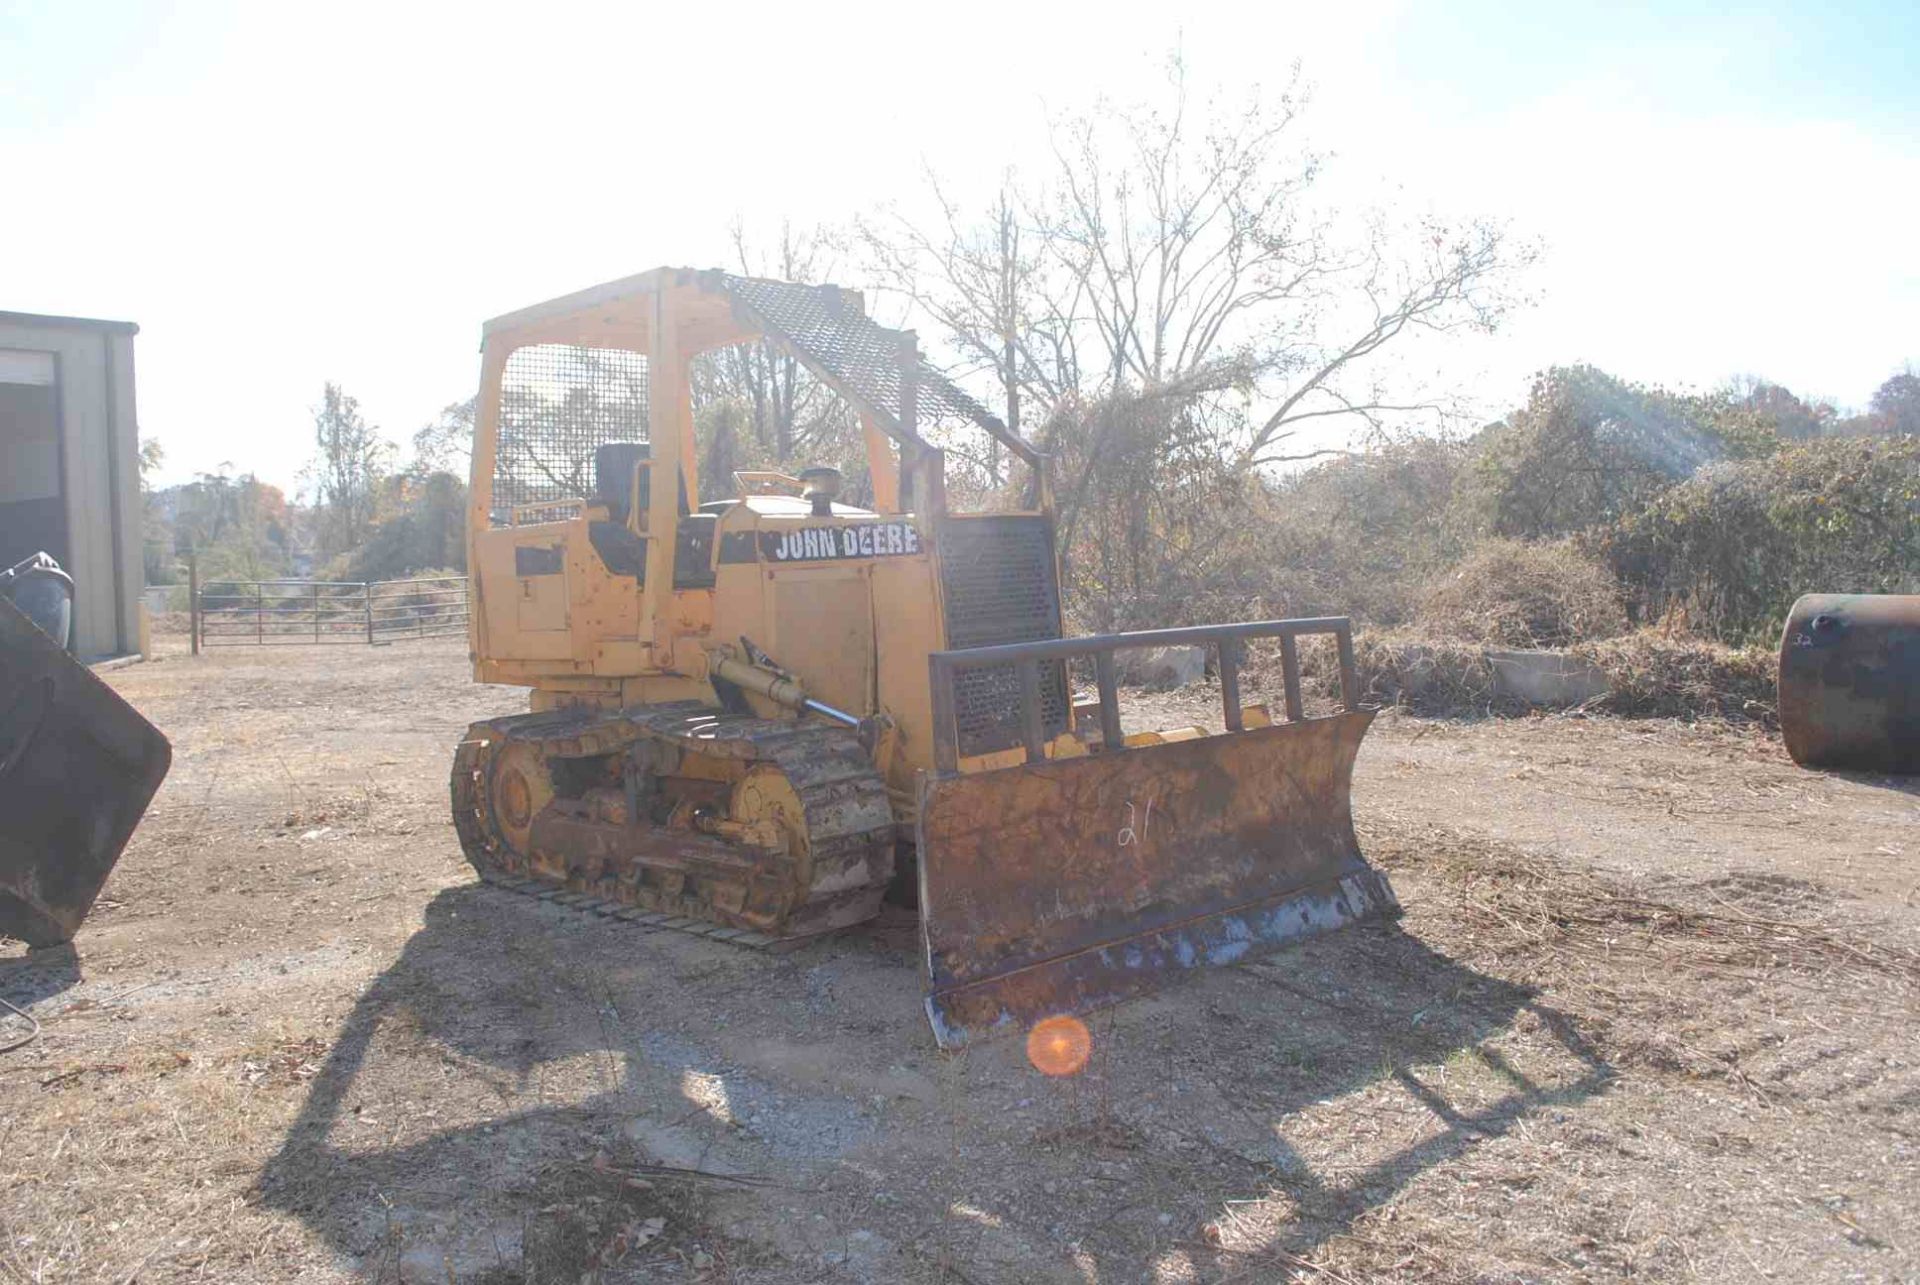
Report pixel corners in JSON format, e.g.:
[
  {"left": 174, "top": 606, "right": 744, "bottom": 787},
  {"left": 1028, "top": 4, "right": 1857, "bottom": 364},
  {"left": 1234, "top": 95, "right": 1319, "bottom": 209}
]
[{"left": 3, "top": 639, "right": 1917, "bottom": 1284}]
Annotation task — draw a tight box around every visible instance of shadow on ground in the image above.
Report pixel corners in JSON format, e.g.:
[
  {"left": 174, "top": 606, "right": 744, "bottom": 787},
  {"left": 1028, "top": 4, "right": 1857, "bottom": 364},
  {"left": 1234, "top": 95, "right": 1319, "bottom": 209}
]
[
  {"left": 257, "top": 885, "right": 1613, "bottom": 1282},
  {"left": 1821, "top": 767, "right": 1920, "bottom": 797},
  {"left": 0, "top": 942, "right": 82, "bottom": 1011}
]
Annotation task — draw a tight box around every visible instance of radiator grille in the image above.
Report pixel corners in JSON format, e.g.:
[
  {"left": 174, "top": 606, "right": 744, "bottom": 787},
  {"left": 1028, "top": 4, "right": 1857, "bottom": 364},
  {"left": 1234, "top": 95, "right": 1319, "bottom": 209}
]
[{"left": 938, "top": 517, "right": 1068, "bottom": 757}]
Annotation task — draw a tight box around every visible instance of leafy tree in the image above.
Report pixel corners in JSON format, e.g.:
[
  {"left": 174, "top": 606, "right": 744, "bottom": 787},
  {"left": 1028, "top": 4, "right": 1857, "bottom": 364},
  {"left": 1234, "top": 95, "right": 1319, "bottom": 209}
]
[
  {"left": 1454, "top": 367, "right": 1719, "bottom": 541},
  {"left": 1869, "top": 369, "right": 1920, "bottom": 435},
  {"left": 137, "top": 436, "right": 165, "bottom": 490},
  {"left": 308, "top": 383, "right": 391, "bottom": 558},
  {"left": 1724, "top": 377, "right": 1829, "bottom": 441},
  {"left": 411, "top": 397, "right": 475, "bottom": 478},
  {"left": 1599, "top": 435, "right": 1920, "bottom": 642},
  {"left": 334, "top": 470, "right": 466, "bottom": 580},
  {"left": 138, "top": 437, "right": 174, "bottom": 583},
  {"left": 170, "top": 467, "right": 293, "bottom": 581}
]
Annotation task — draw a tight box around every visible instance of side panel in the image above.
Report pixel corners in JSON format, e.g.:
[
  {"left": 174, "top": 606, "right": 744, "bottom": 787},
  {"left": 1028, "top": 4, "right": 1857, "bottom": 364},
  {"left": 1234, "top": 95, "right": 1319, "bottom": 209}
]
[
  {"left": 472, "top": 520, "right": 649, "bottom": 673},
  {"left": 710, "top": 560, "right": 770, "bottom": 667},
  {"left": 766, "top": 566, "right": 874, "bottom": 717},
  {"left": 0, "top": 324, "right": 142, "bottom": 660},
  {"left": 566, "top": 530, "right": 642, "bottom": 664},
  {"left": 871, "top": 554, "right": 944, "bottom": 778},
  {"left": 474, "top": 524, "right": 575, "bottom": 662}
]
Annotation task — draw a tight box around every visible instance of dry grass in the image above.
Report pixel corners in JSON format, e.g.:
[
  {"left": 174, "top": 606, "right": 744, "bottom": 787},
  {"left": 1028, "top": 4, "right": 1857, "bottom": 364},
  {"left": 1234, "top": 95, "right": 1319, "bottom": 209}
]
[
  {"left": 1378, "top": 823, "right": 1920, "bottom": 992},
  {"left": 1571, "top": 631, "right": 1777, "bottom": 719},
  {"left": 1273, "top": 627, "right": 1777, "bottom": 721},
  {"left": 7, "top": 640, "right": 1916, "bottom": 1283},
  {"left": 1331, "top": 633, "right": 1500, "bottom": 715},
  {"left": 1416, "top": 539, "right": 1629, "bottom": 649},
  {"left": 1266, "top": 822, "right": 1920, "bottom": 1281}
]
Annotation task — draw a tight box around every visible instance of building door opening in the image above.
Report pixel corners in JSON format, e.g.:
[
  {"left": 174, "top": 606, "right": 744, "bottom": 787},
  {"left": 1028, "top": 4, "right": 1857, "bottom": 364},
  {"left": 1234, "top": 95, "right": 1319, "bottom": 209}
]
[{"left": 0, "top": 350, "right": 66, "bottom": 573}]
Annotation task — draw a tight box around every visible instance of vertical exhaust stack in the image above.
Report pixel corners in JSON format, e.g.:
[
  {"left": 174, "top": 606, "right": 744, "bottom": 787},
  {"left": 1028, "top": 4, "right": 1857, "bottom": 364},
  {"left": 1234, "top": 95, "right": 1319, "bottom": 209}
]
[{"left": 1778, "top": 594, "right": 1920, "bottom": 775}]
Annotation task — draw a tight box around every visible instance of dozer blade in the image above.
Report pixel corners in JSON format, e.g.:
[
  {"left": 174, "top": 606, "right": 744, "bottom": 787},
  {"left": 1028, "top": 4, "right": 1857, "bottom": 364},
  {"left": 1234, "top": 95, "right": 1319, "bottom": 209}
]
[
  {"left": 0, "top": 598, "right": 171, "bottom": 947},
  {"left": 917, "top": 710, "right": 1395, "bottom": 1048}
]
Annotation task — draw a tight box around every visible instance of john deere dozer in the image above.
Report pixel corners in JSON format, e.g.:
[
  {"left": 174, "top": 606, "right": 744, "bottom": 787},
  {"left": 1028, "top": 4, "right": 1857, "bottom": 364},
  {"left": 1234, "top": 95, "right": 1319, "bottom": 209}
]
[{"left": 453, "top": 268, "right": 1397, "bottom": 1047}]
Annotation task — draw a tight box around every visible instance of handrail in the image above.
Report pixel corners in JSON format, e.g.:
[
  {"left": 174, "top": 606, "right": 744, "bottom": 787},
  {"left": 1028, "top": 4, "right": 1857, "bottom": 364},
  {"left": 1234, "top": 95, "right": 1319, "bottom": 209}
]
[{"left": 927, "top": 617, "right": 1361, "bottom": 775}]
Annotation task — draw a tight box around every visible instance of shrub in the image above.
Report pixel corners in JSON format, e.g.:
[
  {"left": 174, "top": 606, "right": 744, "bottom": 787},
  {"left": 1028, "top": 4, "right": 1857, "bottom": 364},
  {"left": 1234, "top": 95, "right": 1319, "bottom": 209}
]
[
  {"left": 1286, "top": 628, "right": 1773, "bottom": 720},
  {"left": 1333, "top": 632, "right": 1500, "bottom": 714},
  {"left": 1255, "top": 437, "right": 1469, "bottom": 627},
  {"left": 1598, "top": 435, "right": 1920, "bottom": 645},
  {"left": 1416, "top": 539, "right": 1629, "bottom": 648},
  {"left": 1571, "top": 634, "right": 1776, "bottom": 719},
  {"left": 1451, "top": 367, "right": 1722, "bottom": 542},
  {"left": 1037, "top": 394, "right": 1468, "bottom": 632},
  {"left": 1041, "top": 390, "right": 1254, "bottom": 632}
]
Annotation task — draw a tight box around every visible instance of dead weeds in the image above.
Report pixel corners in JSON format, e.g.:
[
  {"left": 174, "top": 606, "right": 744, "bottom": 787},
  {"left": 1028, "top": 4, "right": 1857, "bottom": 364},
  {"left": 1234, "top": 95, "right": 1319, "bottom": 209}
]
[
  {"left": 1376, "top": 822, "right": 1920, "bottom": 987},
  {"left": 1263, "top": 626, "right": 1777, "bottom": 721},
  {"left": 5, "top": 640, "right": 1913, "bottom": 1283}
]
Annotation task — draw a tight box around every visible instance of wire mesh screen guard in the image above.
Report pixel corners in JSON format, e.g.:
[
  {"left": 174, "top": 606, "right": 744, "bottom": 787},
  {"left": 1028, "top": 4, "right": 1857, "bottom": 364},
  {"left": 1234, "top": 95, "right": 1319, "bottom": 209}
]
[
  {"left": 716, "top": 274, "right": 1005, "bottom": 438},
  {"left": 492, "top": 344, "right": 650, "bottom": 524},
  {"left": 488, "top": 276, "right": 1019, "bottom": 527}
]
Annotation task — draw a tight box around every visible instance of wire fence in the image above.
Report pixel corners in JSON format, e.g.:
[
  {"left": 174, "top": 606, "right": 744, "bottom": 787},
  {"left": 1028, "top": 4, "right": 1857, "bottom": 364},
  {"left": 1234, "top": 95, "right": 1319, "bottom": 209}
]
[{"left": 190, "top": 571, "right": 469, "bottom": 650}]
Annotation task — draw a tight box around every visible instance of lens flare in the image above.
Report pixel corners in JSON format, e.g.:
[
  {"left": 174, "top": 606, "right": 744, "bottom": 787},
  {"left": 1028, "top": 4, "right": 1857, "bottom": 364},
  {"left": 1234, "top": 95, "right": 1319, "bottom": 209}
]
[{"left": 1025, "top": 1015, "right": 1092, "bottom": 1077}]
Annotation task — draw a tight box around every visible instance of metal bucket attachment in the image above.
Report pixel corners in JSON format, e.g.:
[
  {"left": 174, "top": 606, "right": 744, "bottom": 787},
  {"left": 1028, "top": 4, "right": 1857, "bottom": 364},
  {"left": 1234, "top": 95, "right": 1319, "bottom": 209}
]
[
  {"left": 919, "top": 619, "right": 1397, "bottom": 1049},
  {"left": 0, "top": 597, "right": 171, "bottom": 947},
  {"left": 1778, "top": 594, "right": 1920, "bottom": 775}
]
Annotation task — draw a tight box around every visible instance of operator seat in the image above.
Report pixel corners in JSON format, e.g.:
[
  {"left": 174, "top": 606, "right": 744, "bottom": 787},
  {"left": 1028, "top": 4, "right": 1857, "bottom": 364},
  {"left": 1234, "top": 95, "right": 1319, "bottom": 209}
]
[{"left": 588, "top": 443, "right": 716, "bottom": 588}]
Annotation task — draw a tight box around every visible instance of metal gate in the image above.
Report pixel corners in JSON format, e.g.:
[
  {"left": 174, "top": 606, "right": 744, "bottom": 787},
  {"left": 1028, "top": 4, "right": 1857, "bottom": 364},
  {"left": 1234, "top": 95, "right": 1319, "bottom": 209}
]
[{"left": 191, "top": 573, "right": 469, "bottom": 650}]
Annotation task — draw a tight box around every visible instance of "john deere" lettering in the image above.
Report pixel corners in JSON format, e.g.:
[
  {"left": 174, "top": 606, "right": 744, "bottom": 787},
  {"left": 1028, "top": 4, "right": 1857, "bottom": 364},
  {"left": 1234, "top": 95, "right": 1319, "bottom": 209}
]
[{"left": 763, "top": 522, "right": 922, "bottom": 563}]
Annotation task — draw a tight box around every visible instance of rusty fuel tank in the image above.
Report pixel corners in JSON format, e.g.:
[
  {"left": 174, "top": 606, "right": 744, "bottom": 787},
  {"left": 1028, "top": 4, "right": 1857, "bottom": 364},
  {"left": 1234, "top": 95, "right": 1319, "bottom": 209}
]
[{"left": 1777, "top": 594, "right": 1920, "bottom": 774}]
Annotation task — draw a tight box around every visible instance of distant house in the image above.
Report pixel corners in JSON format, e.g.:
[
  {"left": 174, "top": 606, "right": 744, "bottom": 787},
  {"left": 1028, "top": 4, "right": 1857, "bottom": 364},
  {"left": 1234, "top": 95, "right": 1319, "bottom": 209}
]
[{"left": 0, "top": 311, "right": 143, "bottom": 659}]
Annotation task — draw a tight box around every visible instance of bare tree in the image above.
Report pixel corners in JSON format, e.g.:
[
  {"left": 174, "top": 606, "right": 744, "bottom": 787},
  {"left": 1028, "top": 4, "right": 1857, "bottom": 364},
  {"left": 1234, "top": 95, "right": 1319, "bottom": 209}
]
[
  {"left": 861, "top": 183, "right": 1072, "bottom": 484},
  {"left": 862, "top": 56, "right": 1533, "bottom": 473},
  {"left": 854, "top": 59, "right": 1533, "bottom": 626},
  {"left": 690, "top": 222, "right": 858, "bottom": 479}
]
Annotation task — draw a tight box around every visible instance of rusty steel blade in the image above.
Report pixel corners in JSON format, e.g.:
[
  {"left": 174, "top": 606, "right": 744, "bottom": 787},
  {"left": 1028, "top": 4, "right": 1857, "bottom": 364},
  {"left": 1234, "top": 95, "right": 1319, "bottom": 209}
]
[
  {"left": 0, "top": 598, "right": 171, "bottom": 947},
  {"left": 915, "top": 711, "right": 1396, "bottom": 1048}
]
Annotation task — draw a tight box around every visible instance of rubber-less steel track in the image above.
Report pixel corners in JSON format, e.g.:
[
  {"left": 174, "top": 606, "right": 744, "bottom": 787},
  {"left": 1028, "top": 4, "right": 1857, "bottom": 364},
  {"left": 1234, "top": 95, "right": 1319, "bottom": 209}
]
[{"left": 452, "top": 702, "right": 896, "bottom": 942}]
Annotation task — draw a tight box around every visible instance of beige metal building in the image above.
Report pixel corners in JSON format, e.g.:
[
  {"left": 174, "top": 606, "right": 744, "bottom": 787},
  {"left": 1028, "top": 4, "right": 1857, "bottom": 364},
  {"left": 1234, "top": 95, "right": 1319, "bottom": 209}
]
[{"left": 0, "top": 311, "right": 143, "bottom": 659}]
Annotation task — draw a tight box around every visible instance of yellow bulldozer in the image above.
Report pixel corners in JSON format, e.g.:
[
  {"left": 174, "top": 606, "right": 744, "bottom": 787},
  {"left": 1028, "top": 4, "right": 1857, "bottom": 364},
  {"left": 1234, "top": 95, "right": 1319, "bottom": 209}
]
[{"left": 453, "top": 268, "right": 1397, "bottom": 1047}]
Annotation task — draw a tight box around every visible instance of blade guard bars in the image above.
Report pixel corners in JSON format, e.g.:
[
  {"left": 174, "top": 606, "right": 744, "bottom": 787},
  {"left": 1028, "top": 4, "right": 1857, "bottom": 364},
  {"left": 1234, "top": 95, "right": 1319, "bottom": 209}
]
[{"left": 918, "top": 618, "right": 1398, "bottom": 1049}]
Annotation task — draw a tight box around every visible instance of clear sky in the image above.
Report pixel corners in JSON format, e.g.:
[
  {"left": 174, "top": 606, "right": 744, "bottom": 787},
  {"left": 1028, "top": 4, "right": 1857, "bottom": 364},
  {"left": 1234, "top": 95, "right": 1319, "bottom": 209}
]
[{"left": 3, "top": 0, "right": 1915, "bottom": 490}]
